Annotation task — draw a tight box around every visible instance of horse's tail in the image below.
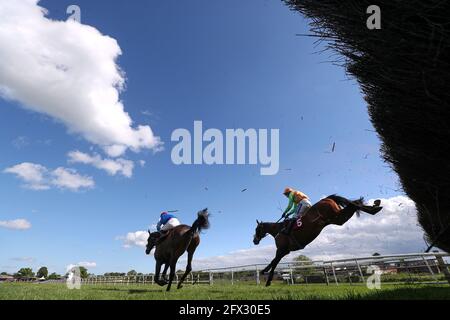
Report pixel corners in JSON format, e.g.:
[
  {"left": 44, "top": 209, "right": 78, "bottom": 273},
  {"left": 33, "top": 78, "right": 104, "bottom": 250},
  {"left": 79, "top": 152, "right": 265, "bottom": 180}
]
[{"left": 190, "top": 208, "right": 210, "bottom": 234}]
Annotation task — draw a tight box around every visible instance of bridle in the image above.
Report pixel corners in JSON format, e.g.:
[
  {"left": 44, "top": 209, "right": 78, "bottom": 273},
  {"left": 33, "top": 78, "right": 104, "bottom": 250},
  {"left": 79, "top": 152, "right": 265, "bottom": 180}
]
[{"left": 253, "top": 222, "right": 268, "bottom": 244}]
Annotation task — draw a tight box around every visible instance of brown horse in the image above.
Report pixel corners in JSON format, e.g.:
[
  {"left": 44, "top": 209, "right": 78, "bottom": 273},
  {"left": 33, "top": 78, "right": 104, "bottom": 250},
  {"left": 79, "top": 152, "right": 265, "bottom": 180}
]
[
  {"left": 145, "top": 209, "right": 210, "bottom": 291},
  {"left": 253, "top": 195, "right": 382, "bottom": 287}
]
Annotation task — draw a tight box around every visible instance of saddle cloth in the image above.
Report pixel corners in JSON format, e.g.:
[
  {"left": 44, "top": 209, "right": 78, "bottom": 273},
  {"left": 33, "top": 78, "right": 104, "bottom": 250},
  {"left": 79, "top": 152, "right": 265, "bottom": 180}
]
[{"left": 292, "top": 216, "right": 304, "bottom": 230}]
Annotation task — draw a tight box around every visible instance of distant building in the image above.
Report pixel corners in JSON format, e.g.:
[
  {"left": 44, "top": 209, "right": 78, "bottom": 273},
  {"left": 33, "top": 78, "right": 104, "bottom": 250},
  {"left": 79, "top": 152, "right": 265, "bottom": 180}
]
[{"left": 0, "top": 275, "right": 15, "bottom": 282}]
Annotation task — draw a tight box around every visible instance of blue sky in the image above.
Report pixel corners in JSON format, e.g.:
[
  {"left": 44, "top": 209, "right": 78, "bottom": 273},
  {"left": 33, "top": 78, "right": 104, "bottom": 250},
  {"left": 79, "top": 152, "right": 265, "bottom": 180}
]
[{"left": 0, "top": 0, "right": 414, "bottom": 275}]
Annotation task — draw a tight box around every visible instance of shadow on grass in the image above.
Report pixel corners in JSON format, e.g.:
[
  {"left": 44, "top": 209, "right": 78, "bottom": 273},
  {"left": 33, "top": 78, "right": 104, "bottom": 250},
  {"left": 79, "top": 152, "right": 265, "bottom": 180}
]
[
  {"left": 270, "top": 285, "right": 450, "bottom": 300},
  {"left": 128, "top": 289, "right": 166, "bottom": 294},
  {"left": 91, "top": 288, "right": 165, "bottom": 294},
  {"left": 354, "top": 286, "right": 450, "bottom": 300}
]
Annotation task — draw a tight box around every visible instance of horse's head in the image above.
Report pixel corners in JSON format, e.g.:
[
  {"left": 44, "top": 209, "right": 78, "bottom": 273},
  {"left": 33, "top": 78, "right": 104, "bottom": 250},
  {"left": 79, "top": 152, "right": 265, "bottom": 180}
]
[
  {"left": 253, "top": 220, "right": 267, "bottom": 245},
  {"left": 145, "top": 230, "right": 156, "bottom": 255}
]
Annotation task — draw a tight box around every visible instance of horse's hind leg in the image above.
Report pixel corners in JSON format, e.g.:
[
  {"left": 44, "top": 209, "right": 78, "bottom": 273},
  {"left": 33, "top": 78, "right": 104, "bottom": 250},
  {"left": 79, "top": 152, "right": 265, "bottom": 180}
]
[
  {"left": 334, "top": 206, "right": 357, "bottom": 225},
  {"left": 166, "top": 260, "right": 177, "bottom": 292},
  {"left": 177, "top": 250, "right": 194, "bottom": 290},
  {"left": 266, "top": 249, "right": 289, "bottom": 287},
  {"left": 360, "top": 201, "right": 382, "bottom": 215}
]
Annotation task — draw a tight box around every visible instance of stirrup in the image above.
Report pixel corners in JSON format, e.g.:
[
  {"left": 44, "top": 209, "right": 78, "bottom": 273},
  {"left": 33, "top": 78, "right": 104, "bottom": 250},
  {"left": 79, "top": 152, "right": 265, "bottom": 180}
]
[{"left": 157, "top": 232, "right": 169, "bottom": 243}]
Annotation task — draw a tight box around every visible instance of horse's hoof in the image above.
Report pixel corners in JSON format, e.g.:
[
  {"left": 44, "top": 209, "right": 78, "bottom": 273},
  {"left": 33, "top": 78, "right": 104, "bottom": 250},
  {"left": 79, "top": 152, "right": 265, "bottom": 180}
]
[
  {"left": 265, "top": 282, "right": 271, "bottom": 287},
  {"left": 177, "top": 285, "right": 183, "bottom": 290},
  {"left": 260, "top": 270, "right": 266, "bottom": 276},
  {"left": 156, "top": 280, "right": 167, "bottom": 287}
]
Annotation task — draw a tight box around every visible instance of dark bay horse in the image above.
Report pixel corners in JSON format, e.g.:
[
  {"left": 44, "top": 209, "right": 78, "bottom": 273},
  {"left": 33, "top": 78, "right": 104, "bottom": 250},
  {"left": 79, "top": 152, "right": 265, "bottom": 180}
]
[
  {"left": 253, "top": 195, "right": 382, "bottom": 287},
  {"left": 145, "top": 209, "right": 210, "bottom": 291}
]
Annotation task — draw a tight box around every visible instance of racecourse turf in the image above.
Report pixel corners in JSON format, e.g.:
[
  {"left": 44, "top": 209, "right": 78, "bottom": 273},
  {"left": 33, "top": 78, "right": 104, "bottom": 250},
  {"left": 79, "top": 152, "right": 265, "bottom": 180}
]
[{"left": 0, "top": 283, "right": 449, "bottom": 300}]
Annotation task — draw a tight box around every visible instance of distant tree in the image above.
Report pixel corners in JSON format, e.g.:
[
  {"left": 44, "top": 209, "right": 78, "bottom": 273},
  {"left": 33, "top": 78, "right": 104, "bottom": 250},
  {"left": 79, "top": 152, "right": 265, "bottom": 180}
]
[
  {"left": 48, "top": 273, "right": 61, "bottom": 280},
  {"left": 294, "top": 255, "right": 315, "bottom": 276},
  {"left": 294, "top": 255, "right": 313, "bottom": 263},
  {"left": 1, "top": 272, "right": 8, "bottom": 276},
  {"left": 372, "top": 253, "right": 381, "bottom": 257},
  {"left": 127, "top": 270, "right": 137, "bottom": 276},
  {"left": 16, "top": 268, "right": 34, "bottom": 278},
  {"left": 65, "top": 266, "right": 89, "bottom": 279},
  {"left": 37, "top": 267, "right": 48, "bottom": 279},
  {"left": 79, "top": 266, "right": 88, "bottom": 279},
  {"left": 104, "top": 272, "right": 126, "bottom": 277}
]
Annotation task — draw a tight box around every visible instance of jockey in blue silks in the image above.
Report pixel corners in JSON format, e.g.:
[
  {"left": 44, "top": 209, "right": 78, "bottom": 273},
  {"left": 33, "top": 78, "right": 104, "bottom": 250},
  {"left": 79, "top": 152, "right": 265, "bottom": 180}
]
[
  {"left": 147, "top": 212, "right": 181, "bottom": 253},
  {"left": 157, "top": 212, "right": 181, "bottom": 232}
]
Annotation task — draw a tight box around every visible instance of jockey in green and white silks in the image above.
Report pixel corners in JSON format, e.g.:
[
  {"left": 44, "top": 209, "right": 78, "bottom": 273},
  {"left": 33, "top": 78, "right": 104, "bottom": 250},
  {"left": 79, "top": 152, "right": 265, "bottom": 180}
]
[{"left": 281, "top": 187, "right": 312, "bottom": 234}]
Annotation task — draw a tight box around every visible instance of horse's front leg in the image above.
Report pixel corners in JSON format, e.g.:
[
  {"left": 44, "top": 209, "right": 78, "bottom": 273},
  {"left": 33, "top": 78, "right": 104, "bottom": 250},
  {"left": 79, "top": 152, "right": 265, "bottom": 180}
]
[
  {"left": 154, "top": 260, "right": 166, "bottom": 287},
  {"left": 166, "top": 260, "right": 177, "bottom": 292},
  {"left": 260, "top": 262, "right": 272, "bottom": 276},
  {"left": 161, "top": 264, "right": 170, "bottom": 283},
  {"left": 266, "top": 249, "right": 289, "bottom": 287}
]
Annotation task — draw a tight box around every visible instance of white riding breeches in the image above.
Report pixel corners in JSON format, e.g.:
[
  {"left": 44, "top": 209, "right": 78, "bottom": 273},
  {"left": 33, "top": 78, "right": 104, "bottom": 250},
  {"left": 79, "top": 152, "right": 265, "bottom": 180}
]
[
  {"left": 294, "top": 199, "right": 312, "bottom": 218},
  {"left": 160, "top": 218, "right": 181, "bottom": 231}
]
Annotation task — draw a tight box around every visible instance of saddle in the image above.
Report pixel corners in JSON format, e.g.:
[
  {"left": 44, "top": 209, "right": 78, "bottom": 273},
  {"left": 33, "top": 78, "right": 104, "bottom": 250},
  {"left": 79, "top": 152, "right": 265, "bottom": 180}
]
[{"left": 150, "top": 230, "right": 173, "bottom": 245}]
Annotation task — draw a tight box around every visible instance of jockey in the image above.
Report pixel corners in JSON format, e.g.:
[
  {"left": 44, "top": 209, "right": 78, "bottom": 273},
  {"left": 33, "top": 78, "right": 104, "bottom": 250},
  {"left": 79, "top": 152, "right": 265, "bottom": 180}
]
[
  {"left": 157, "top": 211, "right": 181, "bottom": 233},
  {"left": 147, "top": 212, "right": 181, "bottom": 253},
  {"left": 281, "top": 187, "right": 312, "bottom": 235}
]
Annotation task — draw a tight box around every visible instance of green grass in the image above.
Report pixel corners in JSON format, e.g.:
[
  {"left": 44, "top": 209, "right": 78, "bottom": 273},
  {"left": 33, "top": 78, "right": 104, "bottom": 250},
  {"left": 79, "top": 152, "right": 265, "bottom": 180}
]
[{"left": 1, "top": 283, "right": 449, "bottom": 300}]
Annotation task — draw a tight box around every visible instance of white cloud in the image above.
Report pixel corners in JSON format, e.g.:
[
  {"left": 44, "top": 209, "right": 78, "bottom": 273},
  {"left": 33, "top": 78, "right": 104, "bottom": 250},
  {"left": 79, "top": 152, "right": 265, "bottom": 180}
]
[
  {"left": 0, "top": 0, "right": 162, "bottom": 157},
  {"left": 11, "top": 257, "right": 35, "bottom": 263},
  {"left": 3, "top": 162, "right": 49, "bottom": 190},
  {"left": 12, "top": 136, "right": 30, "bottom": 149},
  {"left": 79, "top": 261, "right": 97, "bottom": 268},
  {"left": 51, "top": 167, "right": 95, "bottom": 191},
  {"left": 117, "top": 231, "right": 149, "bottom": 249},
  {"left": 66, "top": 261, "right": 97, "bottom": 272},
  {"left": 4, "top": 162, "right": 94, "bottom": 191},
  {"left": 0, "top": 219, "right": 32, "bottom": 230},
  {"left": 188, "top": 196, "right": 426, "bottom": 270},
  {"left": 68, "top": 150, "right": 134, "bottom": 178},
  {"left": 141, "top": 110, "right": 153, "bottom": 117},
  {"left": 138, "top": 160, "right": 146, "bottom": 168}
]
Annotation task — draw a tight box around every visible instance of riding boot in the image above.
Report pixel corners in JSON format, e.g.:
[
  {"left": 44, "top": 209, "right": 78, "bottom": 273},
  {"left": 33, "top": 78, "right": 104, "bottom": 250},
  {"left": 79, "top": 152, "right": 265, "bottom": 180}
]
[{"left": 281, "top": 219, "right": 295, "bottom": 235}]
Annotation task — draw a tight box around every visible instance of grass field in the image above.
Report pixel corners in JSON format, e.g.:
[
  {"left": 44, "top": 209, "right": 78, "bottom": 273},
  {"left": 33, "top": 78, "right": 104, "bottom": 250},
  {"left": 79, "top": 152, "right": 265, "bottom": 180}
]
[{"left": 1, "top": 283, "right": 450, "bottom": 300}]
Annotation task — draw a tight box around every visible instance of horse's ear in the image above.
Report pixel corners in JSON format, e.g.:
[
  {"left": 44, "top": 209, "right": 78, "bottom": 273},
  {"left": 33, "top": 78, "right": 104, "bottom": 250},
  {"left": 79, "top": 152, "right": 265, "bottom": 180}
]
[
  {"left": 148, "top": 229, "right": 151, "bottom": 234},
  {"left": 256, "top": 219, "right": 260, "bottom": 224}
]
